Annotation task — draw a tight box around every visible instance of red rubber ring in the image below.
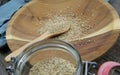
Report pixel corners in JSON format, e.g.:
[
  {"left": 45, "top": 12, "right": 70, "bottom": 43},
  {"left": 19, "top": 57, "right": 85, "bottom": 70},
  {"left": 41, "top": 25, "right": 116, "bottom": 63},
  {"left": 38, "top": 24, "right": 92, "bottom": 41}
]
[{"left": 97, "top": 61, "right": 120, "bottom": 75}]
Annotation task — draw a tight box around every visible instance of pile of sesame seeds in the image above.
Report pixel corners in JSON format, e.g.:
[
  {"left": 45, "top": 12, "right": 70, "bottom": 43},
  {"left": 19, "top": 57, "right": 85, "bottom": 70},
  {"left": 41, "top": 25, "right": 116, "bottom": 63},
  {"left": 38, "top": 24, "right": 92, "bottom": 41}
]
[
  {"left": 38, "top": 14, "right": 92, "bottom": 41},
  {"left": 29, "top": 57, "right": 77, "bottom": 75}
]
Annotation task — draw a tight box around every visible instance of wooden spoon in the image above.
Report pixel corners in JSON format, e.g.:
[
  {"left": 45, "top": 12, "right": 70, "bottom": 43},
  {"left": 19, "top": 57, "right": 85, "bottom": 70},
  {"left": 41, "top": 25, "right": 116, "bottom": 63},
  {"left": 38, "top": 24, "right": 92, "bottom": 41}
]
[{"left": 5, "top": 24, "right": 70, "bottom": 62}]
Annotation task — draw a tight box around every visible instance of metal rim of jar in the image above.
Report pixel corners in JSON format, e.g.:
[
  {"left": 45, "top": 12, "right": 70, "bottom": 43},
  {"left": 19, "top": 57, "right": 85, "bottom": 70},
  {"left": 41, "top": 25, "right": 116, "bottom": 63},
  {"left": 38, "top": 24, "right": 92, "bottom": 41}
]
[{"left": 12, "top": 39, "right": 83, "bottom": 75}]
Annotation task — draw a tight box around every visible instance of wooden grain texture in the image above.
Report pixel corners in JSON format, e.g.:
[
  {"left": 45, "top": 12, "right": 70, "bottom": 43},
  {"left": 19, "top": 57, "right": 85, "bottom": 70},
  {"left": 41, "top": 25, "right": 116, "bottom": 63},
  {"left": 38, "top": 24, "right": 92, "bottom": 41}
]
[
  {"left": 0, "top": 0, "right": 120, "bottom": 75},
  {"left": 6, "top": 0, "right": 120, "bottom": 61},
  {"left": 5, "top": 24, "right": 70, "bottom": 62}
]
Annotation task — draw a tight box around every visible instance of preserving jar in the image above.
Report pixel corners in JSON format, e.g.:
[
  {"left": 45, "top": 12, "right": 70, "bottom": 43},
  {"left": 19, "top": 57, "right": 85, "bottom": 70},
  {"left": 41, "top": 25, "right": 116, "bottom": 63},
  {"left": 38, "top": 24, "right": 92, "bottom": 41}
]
[{"left": 7, "top": 39, "right": 83, "bottom": 75}]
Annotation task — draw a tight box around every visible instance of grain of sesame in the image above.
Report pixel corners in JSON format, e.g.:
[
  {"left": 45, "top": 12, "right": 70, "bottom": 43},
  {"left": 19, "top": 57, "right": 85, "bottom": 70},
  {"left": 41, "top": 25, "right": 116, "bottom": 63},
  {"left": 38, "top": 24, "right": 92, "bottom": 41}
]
[
  {"left": 29, "top": 57, "right": 77, "bottom": 75},
  {"left": 38, "top": 13, "right": 93, "bottom": 41}
]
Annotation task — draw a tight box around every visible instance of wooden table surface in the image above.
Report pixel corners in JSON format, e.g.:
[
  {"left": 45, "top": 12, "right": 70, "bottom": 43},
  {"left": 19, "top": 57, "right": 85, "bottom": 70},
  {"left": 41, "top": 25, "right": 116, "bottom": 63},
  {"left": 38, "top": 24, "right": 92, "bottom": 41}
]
[{"left": 0, "top": 0, "right": 120, "bottom": 75}]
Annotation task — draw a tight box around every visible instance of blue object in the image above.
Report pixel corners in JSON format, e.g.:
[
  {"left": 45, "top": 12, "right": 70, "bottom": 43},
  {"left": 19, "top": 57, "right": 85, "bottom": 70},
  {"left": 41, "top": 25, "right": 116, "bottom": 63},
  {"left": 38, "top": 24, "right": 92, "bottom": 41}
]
[{"left": 0, "top": 0, "right": 30, "bottom": 48}]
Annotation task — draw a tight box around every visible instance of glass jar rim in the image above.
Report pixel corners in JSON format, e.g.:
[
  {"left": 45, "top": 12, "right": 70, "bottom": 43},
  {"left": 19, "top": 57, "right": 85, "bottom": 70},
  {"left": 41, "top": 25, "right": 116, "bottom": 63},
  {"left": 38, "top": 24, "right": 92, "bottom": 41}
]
[{"left": 14, "top": 39, "right": 83, "bottom": 75}]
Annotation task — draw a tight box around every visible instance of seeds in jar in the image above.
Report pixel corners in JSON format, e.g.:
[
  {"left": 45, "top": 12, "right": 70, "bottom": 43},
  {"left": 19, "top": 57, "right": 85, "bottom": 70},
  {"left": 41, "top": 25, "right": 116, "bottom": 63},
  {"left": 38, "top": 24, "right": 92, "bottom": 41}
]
[{"left": 29, "top": 57, "right": 77, "bottom": 75}]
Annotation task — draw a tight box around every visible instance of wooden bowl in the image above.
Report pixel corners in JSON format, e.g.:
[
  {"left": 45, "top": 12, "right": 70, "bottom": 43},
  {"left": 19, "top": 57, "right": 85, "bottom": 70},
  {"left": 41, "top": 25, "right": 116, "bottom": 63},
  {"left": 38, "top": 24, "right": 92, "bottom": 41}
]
[{"left": 6, "top": 0, "right": 120, "bottom": 61}]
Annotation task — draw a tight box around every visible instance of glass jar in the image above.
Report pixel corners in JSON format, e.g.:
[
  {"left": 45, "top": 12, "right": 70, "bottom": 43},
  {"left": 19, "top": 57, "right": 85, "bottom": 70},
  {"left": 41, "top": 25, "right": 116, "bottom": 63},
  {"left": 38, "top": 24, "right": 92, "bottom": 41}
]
[{"left": 7, "top": 39, "right": 83, "bottom": 75}]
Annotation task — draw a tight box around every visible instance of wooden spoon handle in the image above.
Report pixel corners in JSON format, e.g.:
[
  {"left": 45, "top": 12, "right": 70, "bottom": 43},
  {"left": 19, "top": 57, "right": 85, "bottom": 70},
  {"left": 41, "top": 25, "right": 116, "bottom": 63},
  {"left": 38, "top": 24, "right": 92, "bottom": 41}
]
[{"left": 5, "top": 31, "right": 51, "bottom": 62}]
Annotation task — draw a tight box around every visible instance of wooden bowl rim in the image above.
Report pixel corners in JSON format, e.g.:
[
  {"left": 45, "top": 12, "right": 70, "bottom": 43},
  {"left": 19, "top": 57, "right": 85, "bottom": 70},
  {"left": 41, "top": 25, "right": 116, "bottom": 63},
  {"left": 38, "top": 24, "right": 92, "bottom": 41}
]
[{"left": 6, "top": 0, "right": 120, "bottom": 52}]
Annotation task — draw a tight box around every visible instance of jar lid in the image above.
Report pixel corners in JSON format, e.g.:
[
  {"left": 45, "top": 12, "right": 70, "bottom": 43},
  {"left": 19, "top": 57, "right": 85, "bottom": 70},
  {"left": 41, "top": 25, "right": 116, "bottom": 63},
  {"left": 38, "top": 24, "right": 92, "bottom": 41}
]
[{"left": 97, "top": 61, "right": 120, "bottom": 75}]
